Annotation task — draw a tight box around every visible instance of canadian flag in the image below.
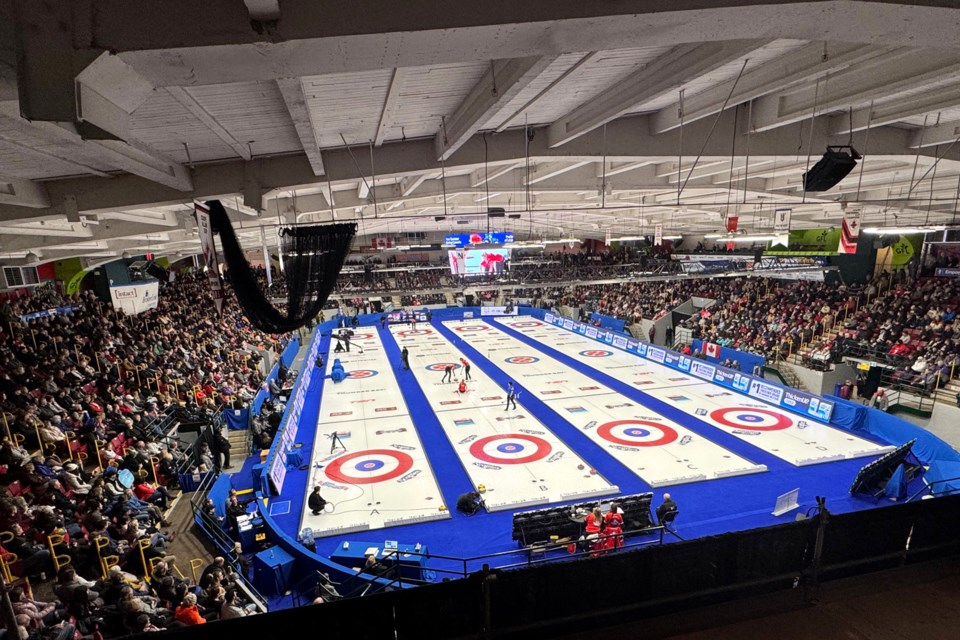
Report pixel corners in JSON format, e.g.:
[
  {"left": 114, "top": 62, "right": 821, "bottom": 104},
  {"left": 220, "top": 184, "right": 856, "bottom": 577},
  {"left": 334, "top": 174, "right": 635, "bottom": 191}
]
[{"left": 704, "top": 342, "right": 720, "bottom": 359}]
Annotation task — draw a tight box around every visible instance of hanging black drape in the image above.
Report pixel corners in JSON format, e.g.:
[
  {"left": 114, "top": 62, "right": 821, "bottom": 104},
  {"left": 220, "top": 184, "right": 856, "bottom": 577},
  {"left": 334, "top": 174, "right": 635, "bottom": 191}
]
[{"left": 206, "top": 200, "right": 356, "bottom": 333}]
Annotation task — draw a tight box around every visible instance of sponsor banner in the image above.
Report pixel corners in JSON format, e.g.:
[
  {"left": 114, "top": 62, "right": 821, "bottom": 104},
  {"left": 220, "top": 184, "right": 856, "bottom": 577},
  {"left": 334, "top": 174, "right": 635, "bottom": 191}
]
[
  {"left": 748, "top": 379, "right": 785, "bottom": 405},
  {"left": 19, "top": 304, "right": 76, "bottom": 323},
  {"left": 935, "top": 267, "right": 960, "bottom": 278},
  {"left": 654, "top": 223, "right": 663, "bottom": 246},
  {"left": 110, "top": 281, "right": 159, "bottom": 315},
  {"left": 689, "top": 360, "right": 716, "bottom": 381},
  {"left": 646, "top": 346, "right": 666, "bottom": 364},
  {"left": 549, "top": 312, "right": 835, "bottom": 423},
  {"left": 480, "top": 305, "right": 519, "bottom": 316},
  {"left": 544, "top": 313, "right": 555, "bottom": 323},
  {"left": 586, "top": 327, "right": 598, "bottom": 339}
]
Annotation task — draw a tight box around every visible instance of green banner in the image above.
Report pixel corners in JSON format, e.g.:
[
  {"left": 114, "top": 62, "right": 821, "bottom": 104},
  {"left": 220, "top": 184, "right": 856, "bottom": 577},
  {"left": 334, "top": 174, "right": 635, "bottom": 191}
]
[
  {"left": 779, "top": 228, "right": 841, "bottom": 253},
  {"left": 886, "top": 234, "right": 921, "bottom": 266},
  {"left": 64, "top": 268, "right": 89, "bottom": 295}
]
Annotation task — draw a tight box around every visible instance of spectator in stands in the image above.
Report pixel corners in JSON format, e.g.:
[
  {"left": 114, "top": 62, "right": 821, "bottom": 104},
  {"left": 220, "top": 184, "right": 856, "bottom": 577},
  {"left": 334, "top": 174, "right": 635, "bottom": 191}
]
[{"left": 174, "top": 592, "right": 205, "bottom": 626}]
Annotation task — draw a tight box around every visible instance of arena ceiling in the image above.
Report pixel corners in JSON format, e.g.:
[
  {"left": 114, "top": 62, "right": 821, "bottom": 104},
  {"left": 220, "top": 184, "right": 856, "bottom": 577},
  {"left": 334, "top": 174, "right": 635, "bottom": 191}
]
[{"left": 3, "top": 1, "right": 960, "bottom": 264}]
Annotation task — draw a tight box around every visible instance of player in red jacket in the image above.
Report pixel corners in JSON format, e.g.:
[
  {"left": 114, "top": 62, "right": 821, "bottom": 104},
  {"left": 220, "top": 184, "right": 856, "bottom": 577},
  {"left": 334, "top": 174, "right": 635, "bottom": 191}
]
[{"left": 603, "top": 502, "right": 624, "bottom": 550}]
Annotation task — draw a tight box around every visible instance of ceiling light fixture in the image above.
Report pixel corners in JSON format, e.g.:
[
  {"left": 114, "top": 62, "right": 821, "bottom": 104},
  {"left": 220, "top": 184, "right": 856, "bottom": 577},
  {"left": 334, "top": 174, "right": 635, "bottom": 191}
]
[{"left": 862, "top": 225, "right": 946, "bottom": 235}]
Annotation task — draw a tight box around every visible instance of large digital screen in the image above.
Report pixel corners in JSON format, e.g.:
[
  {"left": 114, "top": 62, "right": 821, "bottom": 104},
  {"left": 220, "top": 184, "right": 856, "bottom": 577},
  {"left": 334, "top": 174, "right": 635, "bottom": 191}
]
[
  {"left": 444, "top": 232, "right": 514, "bottom": 247},
  {"left": 448, "top": 248, "right": 510, "bottom": 276}
]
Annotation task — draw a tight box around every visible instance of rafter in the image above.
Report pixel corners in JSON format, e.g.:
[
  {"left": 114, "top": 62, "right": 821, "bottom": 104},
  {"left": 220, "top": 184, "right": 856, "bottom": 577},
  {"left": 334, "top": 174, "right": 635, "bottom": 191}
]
[
  {"left": 548, "top": 40, "right": 767, "bottom": 147},
  {"left": 436, "top": 56, "right": 558, "bottom": 160},
  {"left": 166, "top": 87, "right": 252, "bottom": 160},
  {"left": 276, "top": 78, "right": 326, "bottom": 175}
]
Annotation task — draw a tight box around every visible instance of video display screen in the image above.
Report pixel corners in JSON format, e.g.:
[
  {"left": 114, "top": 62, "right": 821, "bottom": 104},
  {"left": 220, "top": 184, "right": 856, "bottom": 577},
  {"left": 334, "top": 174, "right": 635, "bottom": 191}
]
[
  {"left": 448, "top": 248, "right": 510, "bottom": 276},
  {"left": 444, "top": 232, "right": 514, "bottom": 247}
]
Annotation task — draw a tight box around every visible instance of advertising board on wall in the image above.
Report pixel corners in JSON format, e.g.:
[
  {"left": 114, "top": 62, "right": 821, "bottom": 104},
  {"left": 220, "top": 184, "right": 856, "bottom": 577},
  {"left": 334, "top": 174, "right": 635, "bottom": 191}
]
[
  {"left": 544, "top": 314, "right": 834, "bottom": 423},
  {"left": 110, "top": 281, "right": 159, "bottom": 315}
]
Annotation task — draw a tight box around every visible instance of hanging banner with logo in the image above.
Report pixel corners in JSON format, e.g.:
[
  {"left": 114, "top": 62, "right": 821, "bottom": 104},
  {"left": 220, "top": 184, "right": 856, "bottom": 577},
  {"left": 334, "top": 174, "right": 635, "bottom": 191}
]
[
  {"left": 838, "top": 211, "right": 860, "bottom": 254},
  {"left": 110, "top": 281, "right": 159, "bottom": 315},
  {"left": 772, "top": 208, "right": 792, "bottom": 248},
  {"left": 773, "top": 208, "right": 792, "bottom": 233},
  {"left": 194, "top": 201, "right": 225, "bottom": 314},
  {"left": 726, "top": 215, "right": 739, "bottom": 233},
  {"left": 654, "top": 223, "right": 663, "bottom": 246}
]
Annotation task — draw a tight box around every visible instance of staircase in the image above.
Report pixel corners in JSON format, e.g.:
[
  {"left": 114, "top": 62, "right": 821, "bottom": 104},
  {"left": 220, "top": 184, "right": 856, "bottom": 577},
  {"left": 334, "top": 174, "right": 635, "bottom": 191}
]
[
  {"left": 224, "top": 426, "right": 252, "bottom": 472},
  {"left": 769, "top": 361, "right": 808, "bottom": 392}
]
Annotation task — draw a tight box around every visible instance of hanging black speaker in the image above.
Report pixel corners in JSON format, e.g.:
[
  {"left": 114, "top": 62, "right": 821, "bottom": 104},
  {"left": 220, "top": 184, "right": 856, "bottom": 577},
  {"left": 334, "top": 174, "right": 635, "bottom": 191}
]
[{"left": 803, "top": 146, "right": 861, "bottom": 192}]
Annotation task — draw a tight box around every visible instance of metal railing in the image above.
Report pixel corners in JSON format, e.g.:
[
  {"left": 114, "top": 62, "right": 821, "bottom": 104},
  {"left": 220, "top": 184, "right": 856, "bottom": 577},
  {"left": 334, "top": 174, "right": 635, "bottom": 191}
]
[
  {"left": 188, "top": 469, "right": 269, "bottom": 613},
  {"left": 281, "top": 523, "right": 670, "bottom": 607},
  {"left": 908, "top": 476, "right": 960, "bottom": 501}
]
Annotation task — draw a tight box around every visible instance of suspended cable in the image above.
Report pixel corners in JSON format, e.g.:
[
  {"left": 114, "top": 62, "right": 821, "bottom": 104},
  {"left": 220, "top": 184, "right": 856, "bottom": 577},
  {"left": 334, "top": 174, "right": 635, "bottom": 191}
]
[
  {"left": 678, "top": 58, "right": 749, "bottom": 200},
  {"left": 801, "top": 75, "right": 823, "bottom": 204},
  {"left": 854, "top": 100, "right": 873, "bottom": 202}
]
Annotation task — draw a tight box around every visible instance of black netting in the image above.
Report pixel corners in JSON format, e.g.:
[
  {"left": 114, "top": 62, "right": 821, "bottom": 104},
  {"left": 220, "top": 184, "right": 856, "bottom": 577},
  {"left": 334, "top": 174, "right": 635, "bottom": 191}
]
[{"left": 206, "top": 200, "right": 356, "bottom": 333}]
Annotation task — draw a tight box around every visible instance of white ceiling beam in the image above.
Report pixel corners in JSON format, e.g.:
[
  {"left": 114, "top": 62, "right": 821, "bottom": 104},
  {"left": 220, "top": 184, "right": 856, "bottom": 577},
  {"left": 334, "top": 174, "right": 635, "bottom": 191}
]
[
  {"left": 8, "top": 112, "right": 960, "bottom": 221},
  {"left": 524, "top": 161, "right": 591, "bottom": 185},
  {"left": 0, "top": 136, "right": 113, "bottom": 178},
  {"left": 374, "top": 68, "right": 409, "bottom": 147},
  {"left": 548, "top": 40, "right": 767, "bottom": 148},
  {"left": 651, "top": 42, "right": 884, "bottom": 133},
  {"left": 604, "top": 161, "right": 658, "bottom": 177},
  {"left": 276, "top": 78, "right": 326, "bottom": 175},
  {"left": 0, "top": 101, "right": 191, "bottom": 190},
  {"left": 471, "top": 163, "right": 522, "bottom": 187},
  {"left": 830, "top": 84, "right": 960, "bottom": 137},
  {"left": 0, "top": 175, "right": 51, "bottom": 208},
  {"left": 357, "top": 180, "right": 370, "bottom": 200},
  {"left": 436, "top": 55, "right": 558, "bottom": 160},
  {"left": 495, "top": 52, "right": 600, "bottom": 133},
  {"left": 751, "top": 49, "right": 960, "bottom": 132},
  {"left": 165, "top": 86, "right": 252, "bottom": 160},
  {"left": 400, "top": 174, "right": 429, "bottom": 197},
  {"left": 909, "top": 119, "right": 960, "bottom": 149}
]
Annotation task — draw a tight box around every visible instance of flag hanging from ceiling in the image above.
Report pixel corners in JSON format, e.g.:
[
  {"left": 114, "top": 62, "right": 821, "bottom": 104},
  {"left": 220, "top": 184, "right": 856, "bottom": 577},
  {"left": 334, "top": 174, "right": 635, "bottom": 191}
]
[
  {"left": 839, "top": 211, "right": 860, "bottom": 254},
  {"left": 773, "top": 208, "right": 792, "bottom": 248},
  {"left": 726, "top": 215, "right": 739, "bottom": 233},
  {"left": 194, "top": 201, "right": 226, "bottom": 315},
  {"left": 654, "top": 223, "right": 663, "bottom": 246}
]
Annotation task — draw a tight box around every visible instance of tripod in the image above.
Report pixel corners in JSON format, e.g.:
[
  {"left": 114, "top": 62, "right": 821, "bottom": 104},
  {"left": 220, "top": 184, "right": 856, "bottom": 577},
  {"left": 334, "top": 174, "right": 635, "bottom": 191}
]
[{"left": 328, "top": 432, "right": 347, "bottom": 454}]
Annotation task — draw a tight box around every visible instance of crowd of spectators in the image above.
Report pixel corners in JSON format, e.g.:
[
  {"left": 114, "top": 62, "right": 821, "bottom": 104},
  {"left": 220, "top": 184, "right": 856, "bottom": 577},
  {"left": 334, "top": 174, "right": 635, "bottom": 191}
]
[
  {"left": 682, "top": 278, "right": 856, "bottom": 361},
  {"left": 834, "top": 276, "right": 960, "bottom": 391},
  {"left": 328, "top": 248, "right": 674, "bottom": 293},
  {"left": 0, "top": 272, "right": 285, "bottom": 637}
]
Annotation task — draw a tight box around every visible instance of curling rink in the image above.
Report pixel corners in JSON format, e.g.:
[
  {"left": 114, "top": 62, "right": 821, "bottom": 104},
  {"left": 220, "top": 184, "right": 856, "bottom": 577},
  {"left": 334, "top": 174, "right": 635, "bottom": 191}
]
[
  {"left": 444, "top": 319, "right": 767, "bottom": 487},
  {"left": 389, "top": 324, "right": 619, "bottom": 511},
  {"left": 494, "top": 317, "right": 894, "bottom": 466},
  {"left": 301, "top": 330, "right": 449, "bottom": 538}
]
